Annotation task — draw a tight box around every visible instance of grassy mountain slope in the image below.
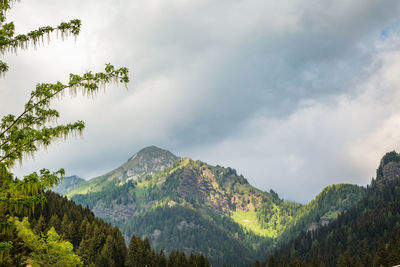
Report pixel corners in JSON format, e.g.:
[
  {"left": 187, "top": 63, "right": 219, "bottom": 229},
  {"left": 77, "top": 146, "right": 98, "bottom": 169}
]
[{"left": 68, "top": 146, "right": 365, "bottom": 266}]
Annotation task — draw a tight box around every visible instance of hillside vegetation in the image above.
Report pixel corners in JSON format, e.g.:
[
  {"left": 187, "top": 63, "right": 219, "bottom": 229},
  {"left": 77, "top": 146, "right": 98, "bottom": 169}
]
[
  {"left": 3, "top": 191, "right": 210, "bottom": 266},
  {"left": 267, "top": 151, "right": 400, "bottom": 267},
  {"left": 67, "top": 146, "right": 365, "bottom": 266}
]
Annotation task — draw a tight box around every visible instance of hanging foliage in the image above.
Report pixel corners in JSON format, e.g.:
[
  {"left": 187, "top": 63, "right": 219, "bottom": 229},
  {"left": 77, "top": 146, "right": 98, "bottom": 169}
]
[{"left": 0, "top": 0, "right": 129, "bottom": 263}]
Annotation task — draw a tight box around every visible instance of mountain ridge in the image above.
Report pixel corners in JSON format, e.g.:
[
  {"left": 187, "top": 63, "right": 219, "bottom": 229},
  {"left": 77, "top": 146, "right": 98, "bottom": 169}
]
[
  {"left": 66, "top": 146, "right": 365, "bottom": 266},
  {"left": 269, "top": 150, "right": 400, "bottom": 266}
]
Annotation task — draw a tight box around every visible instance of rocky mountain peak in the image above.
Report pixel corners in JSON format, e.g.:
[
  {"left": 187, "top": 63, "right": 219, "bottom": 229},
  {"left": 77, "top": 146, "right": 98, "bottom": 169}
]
[
  {"left": 128, "top": 146, "right": 177, "bottom": 162},
  {"left": 376, "top": 150, "right": 400, "bottom": 180},
  {"left": 382, "top": 161, "right": 400, "bottom": 181},
  {"left": 121, "top": 146, "right": 178, "bottom": 182}
]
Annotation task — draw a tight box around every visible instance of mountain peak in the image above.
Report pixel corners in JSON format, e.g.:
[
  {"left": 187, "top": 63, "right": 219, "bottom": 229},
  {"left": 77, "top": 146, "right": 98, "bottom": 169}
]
[
  {"left": 119, "top": 146, "right": 178, "bottom": 181},
  {"left": 128, "top": 146, "right": 176, "bottom": 162},
  {"left": 376, "top": 150, "right": 400, "bottom": 180}
]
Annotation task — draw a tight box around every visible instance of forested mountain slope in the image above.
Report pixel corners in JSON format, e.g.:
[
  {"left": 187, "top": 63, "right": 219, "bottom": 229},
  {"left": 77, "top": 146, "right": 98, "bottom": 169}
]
[
  {"left": 267, "top": 151, "right": 400, "bottom": 267},
  {"left": 5, "top": 191, "right": 210, "bottom": 267},
  {"left": 30, "top": 191, "right": 127, "bottom": 266},
  {"left": 67, "top": 146, "right": 365, "bottom": 266}
]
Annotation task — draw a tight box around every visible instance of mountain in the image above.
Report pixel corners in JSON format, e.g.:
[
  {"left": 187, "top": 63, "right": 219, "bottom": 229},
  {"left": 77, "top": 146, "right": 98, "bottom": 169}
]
[
  {"left": 51, "top": 175, "right": 85, "bottom": 195},
  {"left": 268, "top": 151, "right": 400, "bottom": 267},
  {"left": 67, "top": 146, "right": 177, "bottom": 197},
  {"left": 67, "top": 146, "right": 365, "bottom": 266}
]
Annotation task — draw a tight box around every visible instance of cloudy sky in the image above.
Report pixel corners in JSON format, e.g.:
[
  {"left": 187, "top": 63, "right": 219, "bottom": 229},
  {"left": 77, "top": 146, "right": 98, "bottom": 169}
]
[{"left": 2, "top": 0, "right": 400, "bottom": 202}]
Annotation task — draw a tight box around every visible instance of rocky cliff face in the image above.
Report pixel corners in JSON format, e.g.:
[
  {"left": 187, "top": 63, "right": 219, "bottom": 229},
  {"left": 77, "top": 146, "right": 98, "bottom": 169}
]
[
  {"left": 101, "top": 145, "right": 178, "bottom": 183},
  {"left": 382, "top": 161, "right": 400, "bottom": 181},
  {"left": 376, "top": 150, "right": 400, "bottom": 181},
  {"left": 122, "top": 146, "right": 178, "bottom": 182},
  {"left": 165, "top": 159, "right": 267, "bottom": 214}
]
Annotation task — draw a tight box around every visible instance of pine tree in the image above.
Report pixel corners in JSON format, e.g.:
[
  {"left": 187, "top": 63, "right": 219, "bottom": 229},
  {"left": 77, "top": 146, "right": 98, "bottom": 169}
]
[
  {"left": 289, "top": 258, "right": 307, "bottom": 267},
  {"left": 34, "top": 214, "right": 46, "bottom": 235},
  {"left": 373, "top": 239, "right": 388, "bottom": 267},
  {"left": 158, "top": 250, "right": 168, "bottom": 267},
  {"left": 96, "top": 235, "right": 118, "bottom": 267},
  {"left": 48, "top": 214, "right": 61, "bottom": 232},
  {"left": 267, "top": 255, "right": 278, "bottom": 267},
  {"left": 168, "top": 250, "right": 177, "bottom": 267},
  {"left": 361, "top": 240, "right": 372, "bottom": 267},
  {"left": 60, "top": 214, "right": 72, "bottom": 241},
  {"left": 387, "top": 234, "right": 400, "bottom": 266},
  {"left": 126, "top": 235, "right": 140, "bottom": 267},
  {"left": 337, "top": 251, "right": 352, "bottom": 267},
  {"left": 175, "top": 251, "right": 188, "bottom": 267},
  {"left": 77, "top": 237, "right": 94, "bottom": 266},
  {"left": 140, "top": 237, "right": 153, "bottom": 267},
  {"left": 112, "top": 227, "right": 128, "bottom": 267},
  {"left": 0, "top": 0, "right": 129, "bottom": 263}
]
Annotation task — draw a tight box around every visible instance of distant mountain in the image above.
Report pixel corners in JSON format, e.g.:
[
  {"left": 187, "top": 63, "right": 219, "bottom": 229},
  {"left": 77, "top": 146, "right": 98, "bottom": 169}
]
[
  {"left": 51, "top": 175, "right": 85, "bottom": 195},
  {"left": 67, "top": 146, "right": 365, "bottom": 266},
  {"left": 269, "top": 150, "right": 400, "bottom": 267}
]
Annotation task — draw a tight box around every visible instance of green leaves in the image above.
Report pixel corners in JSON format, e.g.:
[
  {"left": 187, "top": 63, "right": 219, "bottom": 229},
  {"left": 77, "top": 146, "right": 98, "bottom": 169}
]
[
  {"left": 1, "top": 19, "right": 82, "bottom": 52},
  {"left": 0, "top": 64, "right": 129, "bottom": 169},
  {"left": 0, "top": 1, "right": 130, "bottom": 263},
  {"left": 10, "top": 217, "right": 84, "bottom": 266},
  {"left": 0, "top": 1, "right": 82, "bottom": 76},
  {"left": 0, "top": 64, "right": 130, "bottom": 225}
]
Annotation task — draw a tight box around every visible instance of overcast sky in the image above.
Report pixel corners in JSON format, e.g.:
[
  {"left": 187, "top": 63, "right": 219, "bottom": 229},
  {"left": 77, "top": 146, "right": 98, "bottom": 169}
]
[{"left": 2, "top": 0, "right": 400, "bottom": 203}]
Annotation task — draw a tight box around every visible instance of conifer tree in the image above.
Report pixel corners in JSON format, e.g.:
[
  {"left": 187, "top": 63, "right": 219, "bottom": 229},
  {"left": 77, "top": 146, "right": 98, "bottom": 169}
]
[
  {"left": 361, "top": 240, "right": 372, "bottom": 267},
  {"left": 34, "top": 214, "right": 46, "bottom": 234},
  {"left": 267, "top": 255, "right": 278, "bottom": 267},
  {"left": 126, "top": 235, "right": 140, "bottom": 267},
  {"left": 158, "top": 250, "right": 168, "bottom": 267},
  {"left": 175, "top": 251, "right": 188, "bottom": 267},
  {"left": 168, "top": 250, "right": 177, "bottom": 267},
  {"left": 0, "top": 0, "right": 129, "bottom": 263},
  {"left": 48, "top": 214, "right": 61, "bottom": 232},
  {"left": 337, "top": 251, "right": 352, "bottom": 267},
  {"left": 97, "top": 235, "right": 118, "bottom": 267},
  {"left": 112, "top": 227, "right": 128, "bottom": 267},
  {"left": 373, "top": 239, "right": 389, "bottom": 267}
]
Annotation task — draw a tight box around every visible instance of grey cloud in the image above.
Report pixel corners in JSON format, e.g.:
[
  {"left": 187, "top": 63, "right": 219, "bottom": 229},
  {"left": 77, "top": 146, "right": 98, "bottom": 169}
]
[{"left": 2, "top": 0, "right": 400, "bottom": 202}]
